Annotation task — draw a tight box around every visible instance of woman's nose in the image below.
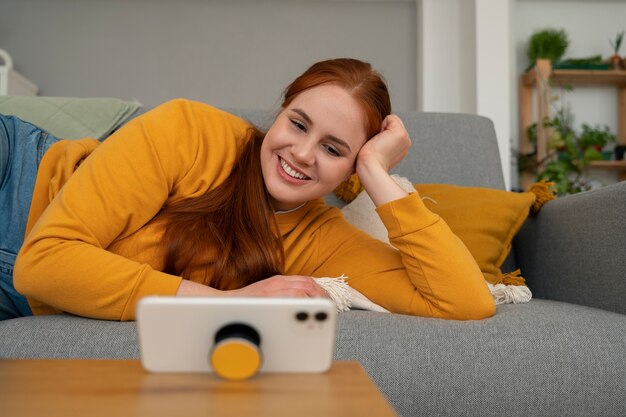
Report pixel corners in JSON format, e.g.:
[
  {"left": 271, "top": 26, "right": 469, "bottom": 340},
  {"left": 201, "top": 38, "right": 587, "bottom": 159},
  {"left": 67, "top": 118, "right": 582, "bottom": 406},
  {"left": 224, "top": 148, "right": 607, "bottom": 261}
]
[{"left": 291, "top": 140, "right": 315, "bottom": 166}]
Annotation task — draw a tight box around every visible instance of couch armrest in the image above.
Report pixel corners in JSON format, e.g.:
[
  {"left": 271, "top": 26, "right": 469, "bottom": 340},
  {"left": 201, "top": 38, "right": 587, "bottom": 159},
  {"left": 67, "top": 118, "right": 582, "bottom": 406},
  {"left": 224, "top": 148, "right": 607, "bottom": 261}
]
[{"left": 514, "top": 182, "right": 626, "bottom": 315}]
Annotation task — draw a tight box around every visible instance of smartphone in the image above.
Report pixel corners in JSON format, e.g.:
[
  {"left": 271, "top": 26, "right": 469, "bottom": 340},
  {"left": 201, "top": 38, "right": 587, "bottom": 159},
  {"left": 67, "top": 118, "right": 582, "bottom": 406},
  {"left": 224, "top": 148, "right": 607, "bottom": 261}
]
[{"left": 136, "top": 296, "right": 337, "bottom": 374}]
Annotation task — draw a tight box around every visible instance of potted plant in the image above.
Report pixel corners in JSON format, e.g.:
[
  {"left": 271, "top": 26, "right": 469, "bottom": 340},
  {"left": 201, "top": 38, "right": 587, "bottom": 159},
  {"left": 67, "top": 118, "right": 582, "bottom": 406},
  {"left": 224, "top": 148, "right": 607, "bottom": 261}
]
[
  {"left": 608, "top": 30, "right": 624, "bottom": 70},
  {"left": 526, "top": 28, "right": 569, "bottom": 70},
  {"left": 519, "top": 106, "right": 617, "bottom": 195}
]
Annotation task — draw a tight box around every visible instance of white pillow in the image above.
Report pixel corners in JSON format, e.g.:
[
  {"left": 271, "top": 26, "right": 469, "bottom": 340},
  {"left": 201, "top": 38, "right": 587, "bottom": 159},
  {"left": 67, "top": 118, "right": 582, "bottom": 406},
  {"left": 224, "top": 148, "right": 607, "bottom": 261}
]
[{"left": 340, "top": 174, "right": 415, "bottom": 244}]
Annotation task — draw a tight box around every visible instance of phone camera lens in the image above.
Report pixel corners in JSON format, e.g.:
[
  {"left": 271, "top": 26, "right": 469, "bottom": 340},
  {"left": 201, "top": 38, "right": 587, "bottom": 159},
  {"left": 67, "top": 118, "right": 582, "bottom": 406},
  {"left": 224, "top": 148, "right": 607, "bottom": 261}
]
[
  {"left": 315, "top": 312, "right": 328, "bottom": 322},
  {"left": 295, "top": 312, "right": 309, "bottom": 321}
]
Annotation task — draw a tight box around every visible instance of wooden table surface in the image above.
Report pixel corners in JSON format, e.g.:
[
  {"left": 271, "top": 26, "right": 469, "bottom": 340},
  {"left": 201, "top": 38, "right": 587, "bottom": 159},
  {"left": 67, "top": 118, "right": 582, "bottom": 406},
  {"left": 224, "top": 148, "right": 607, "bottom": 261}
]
[{"left": 0, "top": 359, "right": 398, "bottom": 417}]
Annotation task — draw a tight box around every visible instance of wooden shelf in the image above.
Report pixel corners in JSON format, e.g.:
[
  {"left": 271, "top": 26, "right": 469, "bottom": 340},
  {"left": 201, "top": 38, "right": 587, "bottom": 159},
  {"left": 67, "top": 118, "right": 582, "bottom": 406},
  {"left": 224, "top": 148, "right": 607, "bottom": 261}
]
[
  {"left": 590, "top": 160, "right": 626, "bottom": 169},
  {"left": 519, "top": 59, "right": 626, "bottom": 184},
  {"left": 590, "top": 160, "right": 626, "bottom": 181},
  {"left": 521, "top": 69, "right": 626, "bottom": 87}
]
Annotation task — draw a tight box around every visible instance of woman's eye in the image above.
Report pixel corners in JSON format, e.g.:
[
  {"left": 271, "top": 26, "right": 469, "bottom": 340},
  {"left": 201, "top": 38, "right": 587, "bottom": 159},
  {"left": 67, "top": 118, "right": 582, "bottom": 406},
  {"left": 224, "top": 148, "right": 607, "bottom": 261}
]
[
  {"left": 324, "top": 145, "right": 341, "bottom": 157},
  {"left": 291, "top": 119, "right": 306, "bottom": 132}
]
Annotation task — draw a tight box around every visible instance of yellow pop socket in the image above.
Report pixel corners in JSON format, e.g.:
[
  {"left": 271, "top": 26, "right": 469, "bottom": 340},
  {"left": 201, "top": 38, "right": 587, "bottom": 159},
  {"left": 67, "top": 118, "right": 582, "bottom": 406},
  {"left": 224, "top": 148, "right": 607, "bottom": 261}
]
[{"left": 210, "top": 323, "right": 262, "bottom": 381}]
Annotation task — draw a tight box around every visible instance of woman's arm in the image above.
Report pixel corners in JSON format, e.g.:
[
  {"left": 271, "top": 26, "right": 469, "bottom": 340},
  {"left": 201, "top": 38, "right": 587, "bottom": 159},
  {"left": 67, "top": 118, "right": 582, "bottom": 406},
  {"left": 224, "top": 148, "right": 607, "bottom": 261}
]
[
  {"left": 15, "top": 100, "right": 251, "bottom": 320},
  {"left": 177, "top": 276, "right": 328, "bottom": 298},
  {"left": 311, "top": 199, "right": 495, "bottom": 320},
  {"left": 312, "top": 115, "right": 496, "bottom": 320}
]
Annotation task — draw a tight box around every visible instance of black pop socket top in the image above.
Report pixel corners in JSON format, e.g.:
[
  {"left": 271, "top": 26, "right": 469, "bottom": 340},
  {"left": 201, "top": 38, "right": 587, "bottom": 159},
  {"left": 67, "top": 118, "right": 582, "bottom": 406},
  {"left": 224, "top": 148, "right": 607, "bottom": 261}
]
[{"left": 214, "top": 323, "right": 261, "bottom": 346}]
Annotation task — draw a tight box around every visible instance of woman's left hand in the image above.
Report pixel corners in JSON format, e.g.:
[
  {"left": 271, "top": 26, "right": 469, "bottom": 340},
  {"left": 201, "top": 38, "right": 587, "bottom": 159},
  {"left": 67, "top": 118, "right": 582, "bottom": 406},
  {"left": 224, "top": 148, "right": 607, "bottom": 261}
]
[
  {"left": 354, "top": 114, "right": 412, "bottom": 207},
  {"left": 356, "top": 114, "right": 411, "bottom": 174}
]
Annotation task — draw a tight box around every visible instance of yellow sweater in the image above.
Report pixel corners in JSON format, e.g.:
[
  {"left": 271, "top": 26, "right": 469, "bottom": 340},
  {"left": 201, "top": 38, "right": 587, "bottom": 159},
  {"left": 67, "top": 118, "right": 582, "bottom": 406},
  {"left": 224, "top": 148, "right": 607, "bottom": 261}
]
[{"left": 14, "top": 99, "right": 495, "bottom": 321}]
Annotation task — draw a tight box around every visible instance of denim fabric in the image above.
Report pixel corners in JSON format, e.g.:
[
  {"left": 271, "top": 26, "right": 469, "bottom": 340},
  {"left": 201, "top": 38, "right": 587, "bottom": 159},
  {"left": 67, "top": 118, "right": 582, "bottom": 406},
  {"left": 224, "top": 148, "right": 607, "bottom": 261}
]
[{"left": 0, "top": 115, "right": 60, "bottom": 320}]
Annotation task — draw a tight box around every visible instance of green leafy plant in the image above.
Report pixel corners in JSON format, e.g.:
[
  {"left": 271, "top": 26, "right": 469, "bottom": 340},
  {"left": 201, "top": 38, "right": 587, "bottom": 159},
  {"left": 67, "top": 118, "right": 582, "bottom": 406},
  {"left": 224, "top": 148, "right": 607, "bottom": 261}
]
[
  {"left": 609, "top": 30, "right": 624, "bottom": 55},
  {"left": 527, "top": 28, "right": 569, "bottom": 68},
  {"left": 519, "top": 106, "right": 616, "bottom": 196},
  {"left": 608, "top": 30, "right": 625, "bottom": 70}
]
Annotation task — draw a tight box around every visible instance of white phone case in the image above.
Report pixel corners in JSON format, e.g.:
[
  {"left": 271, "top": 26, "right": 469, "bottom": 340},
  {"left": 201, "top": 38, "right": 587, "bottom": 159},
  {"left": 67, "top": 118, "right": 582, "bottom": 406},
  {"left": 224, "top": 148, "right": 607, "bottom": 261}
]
[{"left": 136, "top": 297, "right": 337, "bottom": 374}]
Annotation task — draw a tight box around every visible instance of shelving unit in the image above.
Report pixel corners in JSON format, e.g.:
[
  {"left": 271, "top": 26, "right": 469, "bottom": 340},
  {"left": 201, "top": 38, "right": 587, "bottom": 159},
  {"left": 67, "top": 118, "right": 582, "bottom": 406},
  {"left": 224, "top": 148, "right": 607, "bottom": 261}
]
[{"left": 519, "top": 59, "right": 626, "bottom": 183}]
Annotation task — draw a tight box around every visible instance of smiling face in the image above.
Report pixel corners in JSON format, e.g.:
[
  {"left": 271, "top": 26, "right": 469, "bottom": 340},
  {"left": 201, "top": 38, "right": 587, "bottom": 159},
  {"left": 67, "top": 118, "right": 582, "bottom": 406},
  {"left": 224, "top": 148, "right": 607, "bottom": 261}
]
[{"left": 261, "top": 84, "right": 369, "bottom": 211}]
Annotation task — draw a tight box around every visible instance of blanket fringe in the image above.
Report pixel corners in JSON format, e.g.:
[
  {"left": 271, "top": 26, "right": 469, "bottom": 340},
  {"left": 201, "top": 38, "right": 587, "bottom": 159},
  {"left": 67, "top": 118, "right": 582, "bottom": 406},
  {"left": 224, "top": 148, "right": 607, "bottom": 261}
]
[
  {"left": 316, "top": 275, "right": 352, "bottom": 312},
  {"left": 488, "top": 282, "right": 532, "bottom": 305}
]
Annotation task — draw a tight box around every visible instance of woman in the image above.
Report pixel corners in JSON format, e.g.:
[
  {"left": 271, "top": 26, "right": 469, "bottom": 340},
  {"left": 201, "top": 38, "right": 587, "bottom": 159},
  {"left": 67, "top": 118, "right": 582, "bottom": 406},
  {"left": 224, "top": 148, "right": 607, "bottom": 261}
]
[{"left": 3, "top": 58, "right": 495, "bottom": 321}]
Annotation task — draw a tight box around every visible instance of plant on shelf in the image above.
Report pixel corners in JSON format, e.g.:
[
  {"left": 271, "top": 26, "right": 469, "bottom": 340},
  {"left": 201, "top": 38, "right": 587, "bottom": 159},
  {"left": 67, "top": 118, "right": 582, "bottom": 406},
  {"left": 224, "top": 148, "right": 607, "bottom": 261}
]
[
  {"left": 519, "top": 105, "right": 617, "bottom": 196},
  {"left": 608, "top": 30, "right": 624, "bottom": 70},
  {"left": 526, "top": 28, "right": 569, "bottom": 70}
]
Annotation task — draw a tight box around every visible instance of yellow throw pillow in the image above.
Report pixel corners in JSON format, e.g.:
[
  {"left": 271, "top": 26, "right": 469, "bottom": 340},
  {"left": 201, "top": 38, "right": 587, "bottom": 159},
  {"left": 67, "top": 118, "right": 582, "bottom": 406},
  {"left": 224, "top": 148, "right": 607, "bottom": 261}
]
[
  {"left": 415, "top": 183, "right": 541, "bottom": 285},
  {"left": 339, "top": 176, "right": 554, "bottom": 286}
]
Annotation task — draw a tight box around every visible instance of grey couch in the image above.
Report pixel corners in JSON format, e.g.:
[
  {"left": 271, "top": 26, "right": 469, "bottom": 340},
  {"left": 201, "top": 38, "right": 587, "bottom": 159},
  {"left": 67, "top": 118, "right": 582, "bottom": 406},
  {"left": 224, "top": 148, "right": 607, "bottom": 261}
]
[{"left": 1, "top": 109, "right": 625, "bottom": 417}]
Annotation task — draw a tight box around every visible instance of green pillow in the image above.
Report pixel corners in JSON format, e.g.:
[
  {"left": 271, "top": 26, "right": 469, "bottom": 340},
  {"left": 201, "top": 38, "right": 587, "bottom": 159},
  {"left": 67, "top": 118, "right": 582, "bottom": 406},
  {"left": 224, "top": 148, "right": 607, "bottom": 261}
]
[{"left": 0, "top": 96, "right": 140, "bottom": 140}]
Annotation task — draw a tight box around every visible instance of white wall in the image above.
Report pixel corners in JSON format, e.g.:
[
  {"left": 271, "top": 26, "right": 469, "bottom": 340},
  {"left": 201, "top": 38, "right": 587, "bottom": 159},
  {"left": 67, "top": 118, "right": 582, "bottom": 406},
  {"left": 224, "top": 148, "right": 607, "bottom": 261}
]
[
  {"left": 476, "top": 0, "right": 512, "bottom": 190},
  {"left": 0, "top": 0, "right": 417, "bottom": 111},
  {"left": 419, "top": 0, "right": 477, "bottom": 114},
  {"left": 419, "top": 0, "right": 512, "bottom": 189}
]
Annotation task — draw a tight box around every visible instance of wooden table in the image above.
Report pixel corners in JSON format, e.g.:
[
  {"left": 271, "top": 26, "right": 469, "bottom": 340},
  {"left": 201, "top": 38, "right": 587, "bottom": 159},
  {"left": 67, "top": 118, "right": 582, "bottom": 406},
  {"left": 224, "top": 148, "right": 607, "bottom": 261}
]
[{"left": 0, "top": 360, "right": 398, "bottom": 417}]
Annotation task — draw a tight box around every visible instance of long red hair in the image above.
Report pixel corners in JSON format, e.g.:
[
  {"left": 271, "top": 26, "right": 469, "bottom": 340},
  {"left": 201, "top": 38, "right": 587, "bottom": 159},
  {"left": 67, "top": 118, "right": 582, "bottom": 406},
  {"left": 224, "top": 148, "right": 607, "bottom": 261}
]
[{"left": 158, "top": 58, "right": 391, "bottom": 289}]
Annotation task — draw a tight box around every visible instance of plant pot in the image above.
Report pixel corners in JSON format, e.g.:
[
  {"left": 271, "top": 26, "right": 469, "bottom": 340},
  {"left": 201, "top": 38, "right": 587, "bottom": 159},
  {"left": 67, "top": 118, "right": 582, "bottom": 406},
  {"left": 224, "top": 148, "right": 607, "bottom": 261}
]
[
  {"left": 610, "top": 54, "right": 624, "bottom": 70},
  {"left": 615, "top": 145, "right": 626, "bottom": 161}
]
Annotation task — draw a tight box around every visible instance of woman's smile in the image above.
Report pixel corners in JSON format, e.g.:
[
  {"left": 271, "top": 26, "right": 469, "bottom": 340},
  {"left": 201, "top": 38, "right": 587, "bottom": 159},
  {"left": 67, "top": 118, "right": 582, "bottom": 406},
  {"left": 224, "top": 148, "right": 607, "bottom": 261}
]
[{"left": 278, "top": 156, "right": 311, "bottom": 182}]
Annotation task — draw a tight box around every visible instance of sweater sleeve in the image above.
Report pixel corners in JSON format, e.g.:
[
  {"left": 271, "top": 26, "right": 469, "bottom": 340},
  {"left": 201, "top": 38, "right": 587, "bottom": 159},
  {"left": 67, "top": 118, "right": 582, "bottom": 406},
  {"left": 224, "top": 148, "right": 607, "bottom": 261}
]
[
  {"left": 314, "top": 193, "right": 495, "bottom": 320},
  {"left": 14, "top": 99, "right": 250, "bottom": 321}
]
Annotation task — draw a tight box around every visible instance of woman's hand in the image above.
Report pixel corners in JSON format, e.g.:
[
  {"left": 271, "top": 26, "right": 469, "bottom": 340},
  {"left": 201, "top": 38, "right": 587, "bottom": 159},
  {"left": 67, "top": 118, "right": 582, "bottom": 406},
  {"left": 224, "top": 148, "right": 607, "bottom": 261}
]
[
  {"left": 356, "top": 114, "right": 411, "bottom": 174},
  {"left": 229, "top": 275, "right": 329, "bottom": 298},
  {"left": 355, "top": 114, "right": 412, "bottom": 207},
  {"left": 176, "top": 275, "right": 328, "bottom": 298}
]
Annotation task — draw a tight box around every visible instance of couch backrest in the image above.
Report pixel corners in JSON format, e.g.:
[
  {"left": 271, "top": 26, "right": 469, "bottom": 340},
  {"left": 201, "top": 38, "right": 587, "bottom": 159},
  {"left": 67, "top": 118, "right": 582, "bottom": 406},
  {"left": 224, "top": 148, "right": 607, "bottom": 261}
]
[
  {"left": 394, "top": 111, "right": 505, "bottom": 189},
  {"left": 227, "top": 108, "right": 506, "bottom": 193}
]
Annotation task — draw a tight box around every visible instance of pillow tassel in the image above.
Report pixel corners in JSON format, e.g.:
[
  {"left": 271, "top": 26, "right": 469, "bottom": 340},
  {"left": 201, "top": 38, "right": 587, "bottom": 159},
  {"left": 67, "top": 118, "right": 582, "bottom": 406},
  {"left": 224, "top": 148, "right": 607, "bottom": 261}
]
[
  {"left": 495, "top": 269, "right": 526, "bottom": 286},
  {"left": 334, "top": 173, "right": 363, "bottom": 203},
  {"left": 528, "top": 180, "right": 556, "bottom": 216}
]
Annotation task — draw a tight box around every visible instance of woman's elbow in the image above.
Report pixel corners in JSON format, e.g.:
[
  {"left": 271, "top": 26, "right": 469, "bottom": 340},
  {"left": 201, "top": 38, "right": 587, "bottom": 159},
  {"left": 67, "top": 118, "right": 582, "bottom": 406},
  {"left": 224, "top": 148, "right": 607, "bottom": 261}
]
[
  {"left": 13, "top": 252, "right": 31, "bottom": 295},
  {"left": 464, "top": 297, "right": 496, "bottom": 320},
  {"left": 440, "top": 294, "right": 496, "bottom": 321},
  {"left": 13, "top": 247, "right": 42, "bottom": 298}
]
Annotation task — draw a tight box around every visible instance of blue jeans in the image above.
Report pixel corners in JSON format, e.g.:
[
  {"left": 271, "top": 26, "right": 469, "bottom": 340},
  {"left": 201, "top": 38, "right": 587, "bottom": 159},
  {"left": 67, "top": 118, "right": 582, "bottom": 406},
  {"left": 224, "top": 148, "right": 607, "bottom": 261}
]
[{"left": 0, "top": 115, "right": 60, "bottom": 320}]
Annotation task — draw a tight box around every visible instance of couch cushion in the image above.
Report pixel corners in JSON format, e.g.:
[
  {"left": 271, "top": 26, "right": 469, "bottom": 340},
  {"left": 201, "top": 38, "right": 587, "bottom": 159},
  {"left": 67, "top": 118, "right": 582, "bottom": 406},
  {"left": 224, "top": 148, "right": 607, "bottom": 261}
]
[
  {"left": 335, "top": 300, "right": 626, "bottom": 417},
  {"left": 393, "top": 111, "right": 505, "bottom": 189},
  {"left": 0, "top": 315, "right": 138, "bottom": 358}
]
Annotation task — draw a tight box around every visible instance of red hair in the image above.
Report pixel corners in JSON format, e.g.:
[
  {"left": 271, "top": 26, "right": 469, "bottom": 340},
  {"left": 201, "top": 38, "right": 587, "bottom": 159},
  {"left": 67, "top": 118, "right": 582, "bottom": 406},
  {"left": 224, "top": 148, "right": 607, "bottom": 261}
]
[
  {"left": 158, "top": 58, "right": 391, "bottom": 289},
  {"left": 158, "top": 128, "right": 283, "bottom": 289},
  {"left": 282, "top": 58, "right": 391, "bottom": 138}
]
